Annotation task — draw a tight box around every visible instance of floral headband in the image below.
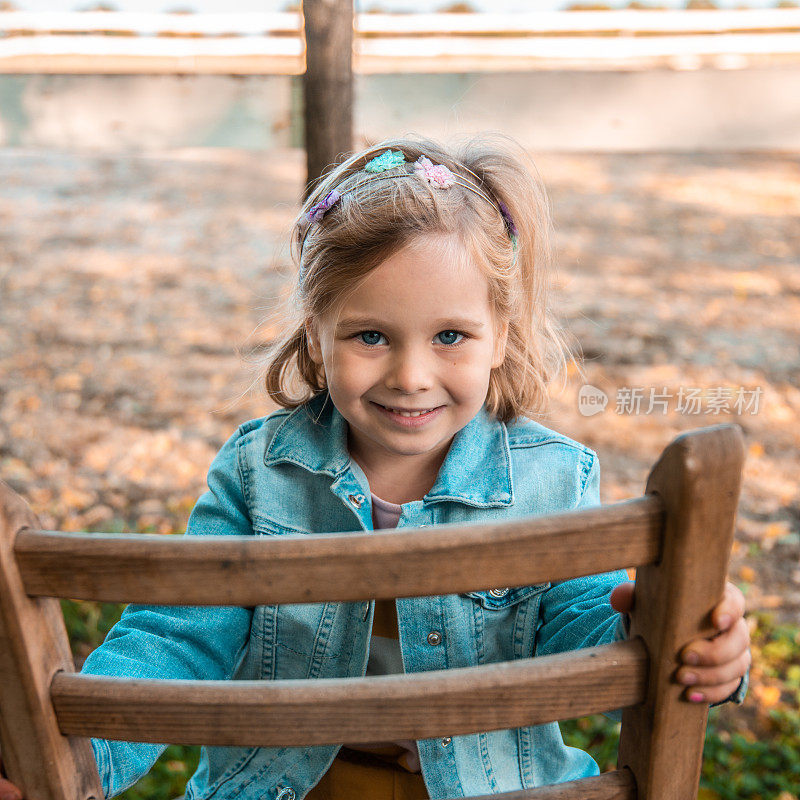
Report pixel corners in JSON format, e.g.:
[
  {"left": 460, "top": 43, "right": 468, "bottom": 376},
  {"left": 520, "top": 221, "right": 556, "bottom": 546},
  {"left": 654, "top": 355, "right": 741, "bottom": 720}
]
[{"left": 304, "top": 150, "right": 518, "bottom": 248}]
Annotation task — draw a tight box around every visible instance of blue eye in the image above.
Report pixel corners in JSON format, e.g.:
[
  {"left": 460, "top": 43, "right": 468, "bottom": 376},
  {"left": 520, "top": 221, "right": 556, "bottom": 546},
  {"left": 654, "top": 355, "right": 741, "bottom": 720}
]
[
  {"left": 436, "top": 330, "right": 463, "bottom": 346},
  {"left": 359, "top": 331, "right": 385, "bottom": 346}
]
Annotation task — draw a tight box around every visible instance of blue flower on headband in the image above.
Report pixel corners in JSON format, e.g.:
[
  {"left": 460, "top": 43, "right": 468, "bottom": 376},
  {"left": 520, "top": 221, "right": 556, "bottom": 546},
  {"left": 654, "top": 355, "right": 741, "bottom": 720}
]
[{"left": 364, "top": 150, "right": 406, "bottom": 173}]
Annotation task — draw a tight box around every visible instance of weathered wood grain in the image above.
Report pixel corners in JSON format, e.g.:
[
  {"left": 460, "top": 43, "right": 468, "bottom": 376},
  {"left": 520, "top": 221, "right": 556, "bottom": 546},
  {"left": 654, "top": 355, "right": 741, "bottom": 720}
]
[
  {"left": 452, "top": 769, "right": 636, "bottom": 799},
  {"left": 16, "top": 495, "right": 662, "bottom": 605},
  {"left": 618, "top": 424, "right": 745, "bottom": 800},
  {"left": 51, "top": 640, "right": 647, "bottom": 747},
  {"left": 0, "top": 481, "right": 103, "bottom": 800},
  {"left": 302, "top": 0, "right": 353, "bottom": 194}
]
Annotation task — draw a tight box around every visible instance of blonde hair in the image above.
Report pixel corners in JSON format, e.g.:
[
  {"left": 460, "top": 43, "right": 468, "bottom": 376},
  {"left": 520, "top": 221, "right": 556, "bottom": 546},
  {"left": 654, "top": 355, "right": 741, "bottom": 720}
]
[{"left": 261, "top": 133, "right": 572, "bottom": 422}]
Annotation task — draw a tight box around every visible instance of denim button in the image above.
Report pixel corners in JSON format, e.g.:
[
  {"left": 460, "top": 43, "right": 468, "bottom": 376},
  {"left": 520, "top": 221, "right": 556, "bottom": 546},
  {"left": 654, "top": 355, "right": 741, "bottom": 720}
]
[
  {"left": 489, "top": 588, "right": 509, "bottom": 598},
  {"left": 441, "top": 736, "right": 452, "bottom": 747},
  {"left": 275, "top": 787, "right": 296, "bottom": 800},
  {"left": 427, "top": 630, "right": 442, "bottom": 646},
  {"left": 348, "top": 493, "right": 365, "bottom": 508}
]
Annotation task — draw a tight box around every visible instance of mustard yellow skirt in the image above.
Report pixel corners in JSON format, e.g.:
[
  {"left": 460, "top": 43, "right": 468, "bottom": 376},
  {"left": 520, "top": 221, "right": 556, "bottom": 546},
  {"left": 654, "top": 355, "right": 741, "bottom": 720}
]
[{"left": 306, "top": 748, "right": 429, "bottom": 800}]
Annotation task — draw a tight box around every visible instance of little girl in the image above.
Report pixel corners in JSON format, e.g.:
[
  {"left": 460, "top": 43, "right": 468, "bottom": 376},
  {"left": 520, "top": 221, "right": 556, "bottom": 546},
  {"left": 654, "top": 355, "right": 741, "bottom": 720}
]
[{"left": 0, "top": 135, "right": 749, "bottom": 800}]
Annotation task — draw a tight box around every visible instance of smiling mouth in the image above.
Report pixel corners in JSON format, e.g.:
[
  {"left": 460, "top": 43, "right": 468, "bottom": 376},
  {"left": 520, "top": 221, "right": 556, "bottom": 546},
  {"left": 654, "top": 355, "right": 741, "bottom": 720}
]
[
  {"left": 372, "top": 402, "right": 442, "bottom": 419},
  {"left": 381, "top": 406, "right": 436, "bottom": 417}
]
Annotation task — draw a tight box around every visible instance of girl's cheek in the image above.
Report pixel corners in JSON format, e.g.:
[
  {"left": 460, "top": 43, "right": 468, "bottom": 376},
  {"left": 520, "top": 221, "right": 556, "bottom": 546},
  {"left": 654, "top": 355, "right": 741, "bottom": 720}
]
[{"left": 449, "top": 369, "right": 493, "bottom": 402}]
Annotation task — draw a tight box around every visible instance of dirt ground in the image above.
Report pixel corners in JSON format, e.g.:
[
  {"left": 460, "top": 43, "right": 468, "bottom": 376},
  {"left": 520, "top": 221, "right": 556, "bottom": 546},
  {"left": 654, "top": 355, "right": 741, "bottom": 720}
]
[{"left": 0, "top": 146, "right": 798, "bottom": 624}]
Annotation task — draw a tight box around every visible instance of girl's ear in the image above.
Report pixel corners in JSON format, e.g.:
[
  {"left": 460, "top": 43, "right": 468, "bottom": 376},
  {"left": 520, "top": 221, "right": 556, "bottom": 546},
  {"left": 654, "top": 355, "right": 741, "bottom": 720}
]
[
  {"left": 492, "top": 320, "right": 509, "bottom": 369},
  {"left": 305, "top": 320, "right": 323, "bottom": 366}
]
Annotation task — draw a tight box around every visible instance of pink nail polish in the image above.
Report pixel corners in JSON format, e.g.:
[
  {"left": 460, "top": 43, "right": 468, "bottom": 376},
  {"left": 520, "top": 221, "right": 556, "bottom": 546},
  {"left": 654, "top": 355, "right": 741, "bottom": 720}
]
[{"left": 689, "top": 692, "right": 705, "bottom": 703}]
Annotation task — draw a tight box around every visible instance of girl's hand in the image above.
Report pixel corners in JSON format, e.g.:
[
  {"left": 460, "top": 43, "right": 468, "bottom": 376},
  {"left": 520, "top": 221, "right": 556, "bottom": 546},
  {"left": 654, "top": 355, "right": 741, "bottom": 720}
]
[{"left": 609, "top": 580, "right": 750, "bottom": 705}]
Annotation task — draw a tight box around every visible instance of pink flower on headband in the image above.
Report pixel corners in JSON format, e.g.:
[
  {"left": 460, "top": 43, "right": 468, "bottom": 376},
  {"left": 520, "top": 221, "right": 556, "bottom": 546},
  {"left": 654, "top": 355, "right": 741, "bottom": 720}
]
[
  {"left": 306, "top": 190, "right": 341, "bottom": 224},
  {"left": 414, "top": 156, "right": 455, "bottom": 189}
]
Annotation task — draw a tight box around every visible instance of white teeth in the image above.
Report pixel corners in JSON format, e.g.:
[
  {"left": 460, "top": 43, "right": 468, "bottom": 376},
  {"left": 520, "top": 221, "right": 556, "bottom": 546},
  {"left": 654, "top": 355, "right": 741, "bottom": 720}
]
[{"left": 386, "top": 407, "right": 433, "bottom": 417}]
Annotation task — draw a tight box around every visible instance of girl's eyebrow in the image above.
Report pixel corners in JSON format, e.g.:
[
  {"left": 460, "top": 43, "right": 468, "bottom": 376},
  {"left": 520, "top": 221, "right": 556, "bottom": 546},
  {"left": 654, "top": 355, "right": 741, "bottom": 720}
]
[
  {"left": 433, "top": 317, "right": 486, "bottom": 331},
  {"left": 336, "top": 316, "right": 383, "bottom": 329},
  {"left": 337, "top": 315, "right": 485, "bottom": 330}
]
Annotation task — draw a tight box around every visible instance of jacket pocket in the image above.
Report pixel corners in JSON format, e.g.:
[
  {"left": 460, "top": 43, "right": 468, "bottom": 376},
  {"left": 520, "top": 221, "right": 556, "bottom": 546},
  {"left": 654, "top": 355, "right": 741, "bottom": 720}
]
[
  {"left": 463, "top": 583, "right": 551, "bottom": 663},
  {"left": 252, "top": 515, "right": 311, "bottom": 537},
  {"left": 464, "top": 582, "right": 551, "bottom": 610},
  {"left": 251, "top": 521, "right": 342, "bottom": 673}
]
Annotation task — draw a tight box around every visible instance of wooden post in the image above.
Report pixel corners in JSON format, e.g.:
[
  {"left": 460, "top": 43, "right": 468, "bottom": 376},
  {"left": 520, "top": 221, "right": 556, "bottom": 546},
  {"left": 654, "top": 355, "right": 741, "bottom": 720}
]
[
  {"left": 302, "top": 0, "right": 354, "bottom": 198},
  {"left": 0, "top": 482, "right": 102, "bottom": 800},
  {"left": 618, "top": 425, "right": 745, "bottom": 799}
]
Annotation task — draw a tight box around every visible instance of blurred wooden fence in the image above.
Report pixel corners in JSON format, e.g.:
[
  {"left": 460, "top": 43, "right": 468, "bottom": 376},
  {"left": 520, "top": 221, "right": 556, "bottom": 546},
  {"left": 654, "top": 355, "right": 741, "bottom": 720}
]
[{"left": 0, "top": 9, "right": 799, "bottom": 74}]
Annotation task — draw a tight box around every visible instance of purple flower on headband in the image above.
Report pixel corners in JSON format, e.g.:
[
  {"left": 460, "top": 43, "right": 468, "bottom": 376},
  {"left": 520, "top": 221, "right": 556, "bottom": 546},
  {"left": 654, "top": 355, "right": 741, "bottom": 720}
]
[
  {"left": 414, "top": 156, "right": 455, "bottom": 189},
  {"left": 306, "top": 189, "right": 341, "bottom": 224},
  {"left": 498, "top": 200, "right": 518, "bottom": 239}
]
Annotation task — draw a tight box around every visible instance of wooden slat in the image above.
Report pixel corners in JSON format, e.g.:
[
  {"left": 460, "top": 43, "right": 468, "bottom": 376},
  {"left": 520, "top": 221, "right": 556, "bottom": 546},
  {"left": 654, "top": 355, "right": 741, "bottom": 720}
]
[
  {"left": 0, "top": 35, "right": 304, "bottom": 76},
  {"left": 3, "top": 9, "right": 798, "bottom": 37},
  {"left": 5, "top": 34, "right": 798, "bottom": 77},
  {"left": 0, "top": 11, "right": 301, "bottom": 36},
  {"left": 356, "top": 9, "right": 800, "bottom": 35},
  {"left": 355, "top": 32, "right": 800, "bottom": 60},
  {"left": 619, "top": 424, "right": 745, "bottom": 799},
  {"left": 16, "top": 496, "right": 662, "bottom": 604},
  {"left": 52, "top": 640, "right": 647, "bottom": 747},
  {"left": 2, "top": 10, "right": 798, "bottom": 76},
  {"left": 456, "top": 769, "right": 636, "bottom": 800},
  {"left": 0, "top": 482, "right": 103, "bottom": 800},
  {"left": 3, "top": 34, "right": 798, "bottom": 76}
]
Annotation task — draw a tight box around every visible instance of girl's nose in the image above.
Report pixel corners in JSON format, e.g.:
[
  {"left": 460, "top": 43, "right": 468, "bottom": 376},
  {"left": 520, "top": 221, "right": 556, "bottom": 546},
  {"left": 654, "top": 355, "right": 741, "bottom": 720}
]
[{"left": 385, "top": 348, "right": 433, "bottom": 394}]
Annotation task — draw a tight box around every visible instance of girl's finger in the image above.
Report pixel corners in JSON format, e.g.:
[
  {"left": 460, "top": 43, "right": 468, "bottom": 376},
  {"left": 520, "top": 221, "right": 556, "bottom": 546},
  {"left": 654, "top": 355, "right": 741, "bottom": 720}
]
[
  {"left": 609, "top": 581, "right": 634, "bottom": 614},
  {"left": 712, "top": 581, "right": 746, "bottom": 632},
  {"left": 676, "top": 647, "right": 751, "bottom": 693},
  {"left": 683, "top": 675, "right": 744, "bottom": 706},
  {"left": 681, "top": 617, "right": 750, "bottom": 667},
  {"left": 0, "top": 777, "right": 23, "bottom": 800}
]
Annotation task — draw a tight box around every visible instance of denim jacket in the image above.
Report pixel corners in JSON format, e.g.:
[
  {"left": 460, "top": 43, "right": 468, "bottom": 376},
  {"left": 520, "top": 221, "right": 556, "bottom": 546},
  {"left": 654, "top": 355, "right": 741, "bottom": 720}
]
[{"left": 82, "top": 393, "right": 635, "bottom": 800}]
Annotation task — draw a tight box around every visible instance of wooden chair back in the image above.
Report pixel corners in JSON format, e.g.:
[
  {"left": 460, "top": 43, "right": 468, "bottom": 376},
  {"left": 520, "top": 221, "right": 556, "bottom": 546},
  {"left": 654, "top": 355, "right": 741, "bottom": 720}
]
[{"left": 0, "top": 424, "right": 745, "bottom": 800}]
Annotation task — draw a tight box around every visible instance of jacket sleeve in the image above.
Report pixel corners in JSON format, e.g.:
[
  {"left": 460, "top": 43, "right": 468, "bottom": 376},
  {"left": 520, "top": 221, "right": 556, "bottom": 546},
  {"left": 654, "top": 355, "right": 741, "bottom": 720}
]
[
  {"left": 534, "top": 453, "right": 629, "bottom": 658},
  {"left": 81, "top": 425, "right": 256, "bottom": 798}
]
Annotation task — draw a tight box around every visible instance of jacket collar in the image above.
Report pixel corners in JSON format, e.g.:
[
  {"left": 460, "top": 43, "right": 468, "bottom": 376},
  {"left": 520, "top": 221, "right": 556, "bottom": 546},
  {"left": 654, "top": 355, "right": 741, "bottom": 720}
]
[{"left": 265, "top": 393, "right": 513, "bottom": 508}]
